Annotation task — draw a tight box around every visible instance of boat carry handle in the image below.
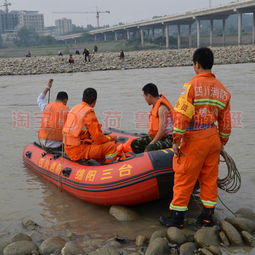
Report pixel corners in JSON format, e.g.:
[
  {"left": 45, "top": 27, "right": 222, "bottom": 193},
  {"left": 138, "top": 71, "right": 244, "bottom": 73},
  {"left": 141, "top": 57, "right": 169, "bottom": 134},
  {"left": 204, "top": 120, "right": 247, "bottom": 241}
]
[{"left": 62, "top": 168, "right": 72, "bottom": 177}]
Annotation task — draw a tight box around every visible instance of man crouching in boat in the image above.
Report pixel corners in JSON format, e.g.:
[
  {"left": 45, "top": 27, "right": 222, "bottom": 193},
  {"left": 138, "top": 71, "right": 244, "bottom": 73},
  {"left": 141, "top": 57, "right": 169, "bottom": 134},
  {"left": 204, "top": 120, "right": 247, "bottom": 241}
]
[
  {"left": 130, "top": 83, "right": 174, "bottom": 153},
  {"left": 37, "top": 79, "right": 69, "bottom": 151},
  {"left": 62, "top": 88, "right": 118, "bottom": 163}
]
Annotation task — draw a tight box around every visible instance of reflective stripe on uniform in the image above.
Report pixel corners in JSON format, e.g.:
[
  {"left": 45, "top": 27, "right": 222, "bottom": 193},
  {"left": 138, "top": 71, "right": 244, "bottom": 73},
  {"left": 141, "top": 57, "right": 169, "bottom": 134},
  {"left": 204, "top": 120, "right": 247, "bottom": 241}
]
[
  {"left": 201, "top": 200, "right": 217, "bottom": 208},
  {"left": 105, "top": 151, "right": 118, "bottom": 159},
  {"left": 173, "top": 127, "right": 186, "bottom": 135},
  {"left": 194, "top": 98, "right": 226, "bottom": 110},
  {"left": 170, "top": 204, "right": 188, "bottom": 211},
  {"left": 219, "top": 132, "right": 231, "bottom": 138}
]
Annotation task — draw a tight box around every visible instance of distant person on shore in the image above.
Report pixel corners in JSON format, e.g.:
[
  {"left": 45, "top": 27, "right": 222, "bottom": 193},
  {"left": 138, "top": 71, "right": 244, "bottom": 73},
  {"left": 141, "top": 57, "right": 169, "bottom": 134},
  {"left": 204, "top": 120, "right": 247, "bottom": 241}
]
[
  {"left": 75, "top": 50, "right": 80, "bottom": 55},
  {"left": 37, "top": 79, "right": 69, "bottom": 150},
  {"left": 94, "top": 45, "right": 98, "bottom": 53},
  {"left": 129, "top": 83, "right": 174, "bottom": 153},
  {"left": 58, "top": 51, "right": 63, "bottom": 56},
  {"left": 119, "top": 50, "right": 125, "bottom": 59},
  {"left": 26, "top": 51, "right": 31, "bottom": 57},
  {"left": 68, "top": 54, "right": 74, "bottom": 64},
  {"left": 83, "top": 48, "right": 91, "bottom": 62}
]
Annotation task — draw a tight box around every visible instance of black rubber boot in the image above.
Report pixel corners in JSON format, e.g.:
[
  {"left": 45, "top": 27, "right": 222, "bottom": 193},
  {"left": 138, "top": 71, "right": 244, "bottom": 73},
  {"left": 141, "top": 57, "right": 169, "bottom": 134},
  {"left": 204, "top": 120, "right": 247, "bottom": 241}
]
[
  {"left": 196, "top": 207, "right": 215, "bottom": 227},
  {"left": 159, "top": 210, "right": 185, "bottom": 228}
]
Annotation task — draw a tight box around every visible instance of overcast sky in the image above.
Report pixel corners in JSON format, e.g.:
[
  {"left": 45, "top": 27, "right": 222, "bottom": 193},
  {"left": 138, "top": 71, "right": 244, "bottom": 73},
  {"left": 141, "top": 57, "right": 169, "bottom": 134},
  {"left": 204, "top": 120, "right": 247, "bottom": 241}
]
[{"left": 10, "top": 0, "right": 237, "bottom": 27}]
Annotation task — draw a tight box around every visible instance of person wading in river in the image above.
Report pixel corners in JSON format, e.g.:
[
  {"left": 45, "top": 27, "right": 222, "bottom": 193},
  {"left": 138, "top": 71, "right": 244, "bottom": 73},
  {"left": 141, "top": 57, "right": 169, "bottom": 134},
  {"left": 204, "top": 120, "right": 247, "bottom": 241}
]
[
  {"left": 160, "top": 47, "right": 232, "bottom": 228},
  {"left": 37, "top": 79, "right": 69, "bottom": 150}
]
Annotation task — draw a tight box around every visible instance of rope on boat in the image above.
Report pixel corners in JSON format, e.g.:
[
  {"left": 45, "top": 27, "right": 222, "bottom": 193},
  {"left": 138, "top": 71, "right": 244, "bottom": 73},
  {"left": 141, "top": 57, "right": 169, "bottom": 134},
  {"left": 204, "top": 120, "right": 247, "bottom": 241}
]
[{"left": 218, "top": 150, "right": 241, "bottom": 193}]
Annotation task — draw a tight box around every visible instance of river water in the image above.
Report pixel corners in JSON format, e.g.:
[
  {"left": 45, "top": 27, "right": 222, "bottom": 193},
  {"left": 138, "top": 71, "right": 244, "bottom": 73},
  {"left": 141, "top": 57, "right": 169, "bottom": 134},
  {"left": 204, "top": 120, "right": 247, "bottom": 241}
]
[{"left": 0, "top": 63, "right": 254, "bottom": 243}]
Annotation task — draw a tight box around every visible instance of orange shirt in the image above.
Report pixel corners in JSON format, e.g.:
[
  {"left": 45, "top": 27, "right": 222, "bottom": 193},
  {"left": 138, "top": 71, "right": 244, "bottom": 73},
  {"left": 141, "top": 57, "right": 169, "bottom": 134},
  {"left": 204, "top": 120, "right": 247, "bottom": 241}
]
[
  {"left": 173, "top": 73, "right": 231, "bottom": 145},
  {"left": 63, "top": 102, "right": 112, "bottom": 147}
]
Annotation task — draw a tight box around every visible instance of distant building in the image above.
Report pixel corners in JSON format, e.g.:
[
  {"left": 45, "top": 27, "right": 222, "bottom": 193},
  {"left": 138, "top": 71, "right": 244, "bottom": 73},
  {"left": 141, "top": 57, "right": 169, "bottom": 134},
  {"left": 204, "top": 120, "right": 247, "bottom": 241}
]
[
  {"left": 55, "top": 18, "right": 72, "bottom": 35},
  {"left": 0, "top": 10, "right": 19, "bottom": 33},
  {"left": 17, "top": 11, "right": 44, "bottom": 32}
]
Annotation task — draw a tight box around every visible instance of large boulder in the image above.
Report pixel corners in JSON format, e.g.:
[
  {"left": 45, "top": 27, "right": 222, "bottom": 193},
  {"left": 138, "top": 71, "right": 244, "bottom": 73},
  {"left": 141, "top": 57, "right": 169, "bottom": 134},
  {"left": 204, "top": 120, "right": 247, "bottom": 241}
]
[
  {"left": 0, "top": 241, "right": 10, "bottom": 255},
  {"left": 167, "top": 227, "right": 187, "bottom": 245},
  {"left": 198, "top": 248, "right": 214, "bottom": 255},
  {"left": 194, "top": 227, "right": 220, "bottom": 247},
  {"left": 208, "top": 245, "right": 222, "bottom": 255},
  {"left": 29, "top": 231, "right": 47, "bottom": 245},
  {"left": 3, "top": 241, "right": 39, "bottom": 255},
  {"left": 11, "top": 233, "right": 32, "bottom": 242},
  {"left": 235, "top": 208, "right": 255, "bottom": 220},
  {"left": 135, "top": 235, "right": 146, "bottom": 247},
  {"left": 109, "top": 206, "right": 139, "bottom": 221},
  {"left": 145, "top": 237, "right": 170, "bottom": 255},
  {"left": 61, "top": 241, "right": 84, "bottom": 255},
  {"left": 88, "top": 247, "right": 119, "bottom": 255},
  {"left": 218, "top": 231, "right": 230, "bottom": 247},
  {"left": 179, "top": 242, "right": 197, "bottom": 255},
  {"left": 225, "top": 217, "right": 255, "bottom": 233},
  {"left": 22, "top": 218, "right": 39, "bottom": 231},
  {"left": 149, "top": 229, "right": 167, "bottom": 243},
  {"left": 39, "top": 237, "right": 66, "bottom": 255},
  {"left": 220, "top": 221, "right": 243, "bottom": 246},
  {"left": 241, "top": 231, "right": 255, "bottom": 247}
]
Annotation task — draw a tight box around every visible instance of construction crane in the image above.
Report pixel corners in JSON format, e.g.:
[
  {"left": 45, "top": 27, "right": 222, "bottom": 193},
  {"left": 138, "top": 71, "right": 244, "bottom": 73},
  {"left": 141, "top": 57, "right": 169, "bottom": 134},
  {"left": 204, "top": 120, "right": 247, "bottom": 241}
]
[
  {"left": 0, "top": 0, "right": 11, "bottom": 13},
  {"left": 53, "top": 7, "right": 110, "bottom": 28}
]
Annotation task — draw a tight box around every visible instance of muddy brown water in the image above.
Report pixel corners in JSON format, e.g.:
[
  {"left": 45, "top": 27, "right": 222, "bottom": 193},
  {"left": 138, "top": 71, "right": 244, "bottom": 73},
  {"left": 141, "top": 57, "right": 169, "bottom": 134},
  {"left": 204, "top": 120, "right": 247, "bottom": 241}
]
[{"left": 0, "top": 64, "right": 254, "bottom": 243}]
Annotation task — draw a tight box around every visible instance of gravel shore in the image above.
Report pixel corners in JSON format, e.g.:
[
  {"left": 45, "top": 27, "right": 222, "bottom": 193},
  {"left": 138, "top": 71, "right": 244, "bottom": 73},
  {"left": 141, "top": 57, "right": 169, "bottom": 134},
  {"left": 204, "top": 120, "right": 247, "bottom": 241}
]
[{"left": 0, "top": 45, "right": 254, "bottom": 76}]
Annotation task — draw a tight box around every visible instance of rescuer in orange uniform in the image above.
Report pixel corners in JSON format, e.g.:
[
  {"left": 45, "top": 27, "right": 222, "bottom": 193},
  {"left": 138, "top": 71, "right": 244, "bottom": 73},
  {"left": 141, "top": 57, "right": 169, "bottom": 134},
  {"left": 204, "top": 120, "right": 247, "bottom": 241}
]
[
  {"left": 160, "top": 48, "right": 232, "bottom": 228},
  {"left": 130, "top": 83, "right": 174, "bottom": 153},
  {"left": 63, "top": 88, "right": 118, "bottom": 163},
  {"left": 37, "top": 79, "right": 69, "bottom": 150}
]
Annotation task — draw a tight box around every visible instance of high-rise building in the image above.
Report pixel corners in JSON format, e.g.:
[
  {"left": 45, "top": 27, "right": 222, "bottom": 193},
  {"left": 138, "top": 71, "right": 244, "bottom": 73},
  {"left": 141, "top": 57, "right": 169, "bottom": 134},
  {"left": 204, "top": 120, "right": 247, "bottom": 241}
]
[
  {"left": 17, "top": 11, "right": 44, "bottom": 32},
  {"left": 0, "top": 10, "right": 19, "bottom": 33},
  {"left": 55, "top": 18, "right": 73, "bottom": 35}
]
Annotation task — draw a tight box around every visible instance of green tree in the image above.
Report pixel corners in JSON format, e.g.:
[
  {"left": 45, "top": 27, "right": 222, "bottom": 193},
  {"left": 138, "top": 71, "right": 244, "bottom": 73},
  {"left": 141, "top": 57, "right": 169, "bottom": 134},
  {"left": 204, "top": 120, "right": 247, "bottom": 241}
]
[{"left": 15, "top": 27, "right": 40, "bottom": 46}]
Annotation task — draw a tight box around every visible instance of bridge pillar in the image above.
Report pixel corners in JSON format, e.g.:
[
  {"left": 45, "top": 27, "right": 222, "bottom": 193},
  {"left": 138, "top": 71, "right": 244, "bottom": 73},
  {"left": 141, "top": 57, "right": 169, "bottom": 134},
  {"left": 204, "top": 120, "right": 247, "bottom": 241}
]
[
  {"left": 115, "top": 31, "right": 118, "bottom": 41},
  {"left": 238, "top": 13, "right": 242, "bottom": 45},
  {"left": 104, "top": 33, "right": 107, "bottom": 41},
  {"left": 140, "top": 28, "right": 144, "bottom": 46},
  {"left": 188, "top": 24, "right": 192, "bottom": 48},
  {"left": 210, "top": 20, "right": 213, "bottom": 46},
  {"left": 151, "top": 28, "right": 155, "bottom": 41},
  {"left": 196, "top": 19, "right": 201, "bottom": 48},
  {"left": 126, "top": 30, "right": 130, "bottom": 40},
  {"left": 252, "top": 12, "right": 255, "bottom": 44},
  {"left": 223, "top": 18, "right": 226, "bottom": 46},
  {"left": 94, "top": 35, "right": 97, "bottom": 42},
  {"left": 165, "top": 24, "right": 169, "bottom": 48},
  {"left": 177, "top": 24, "right": 181, "bottom": 49}
]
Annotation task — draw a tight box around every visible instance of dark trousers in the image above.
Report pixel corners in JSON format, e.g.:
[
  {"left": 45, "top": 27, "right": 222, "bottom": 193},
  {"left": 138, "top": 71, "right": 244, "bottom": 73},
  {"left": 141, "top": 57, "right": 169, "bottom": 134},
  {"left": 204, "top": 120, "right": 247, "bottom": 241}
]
[{"left": 131, "top": 135, "right": 173, "bottom": 154}]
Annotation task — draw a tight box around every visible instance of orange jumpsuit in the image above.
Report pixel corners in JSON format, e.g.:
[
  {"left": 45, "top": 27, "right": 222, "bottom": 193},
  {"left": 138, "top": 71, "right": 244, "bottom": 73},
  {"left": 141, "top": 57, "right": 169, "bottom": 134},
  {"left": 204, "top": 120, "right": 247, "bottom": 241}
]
[
  {"left": 63, "top": 102, "right": 117, "bottom": 163},
  {"left": 170, "top": 72, "right": 231, "bottom": 211}
]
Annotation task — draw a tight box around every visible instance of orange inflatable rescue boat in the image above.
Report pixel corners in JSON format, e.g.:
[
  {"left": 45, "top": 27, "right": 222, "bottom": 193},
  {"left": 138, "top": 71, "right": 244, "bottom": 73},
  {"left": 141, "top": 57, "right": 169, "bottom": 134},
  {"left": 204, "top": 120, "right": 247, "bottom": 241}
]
[{"left": 23, "top": 128, "right": 174, "bottom": 206}]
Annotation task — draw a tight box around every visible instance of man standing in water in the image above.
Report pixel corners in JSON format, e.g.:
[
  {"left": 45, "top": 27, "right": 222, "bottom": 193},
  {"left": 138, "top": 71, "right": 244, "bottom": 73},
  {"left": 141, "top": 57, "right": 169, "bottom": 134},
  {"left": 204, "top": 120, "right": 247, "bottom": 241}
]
[
  {"left": 160, "top": 48, "right": 231, "bottom": 228},
  {"left": 130, "top": 83, "right": 174, "bottom": 153}
]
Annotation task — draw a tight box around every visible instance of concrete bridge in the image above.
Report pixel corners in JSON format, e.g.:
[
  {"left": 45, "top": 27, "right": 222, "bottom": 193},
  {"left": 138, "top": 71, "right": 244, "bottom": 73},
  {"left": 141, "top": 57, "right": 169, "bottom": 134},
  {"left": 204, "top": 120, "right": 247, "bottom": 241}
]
[{"left": 89, "top": 0, "right": 255, "bottom": 48}]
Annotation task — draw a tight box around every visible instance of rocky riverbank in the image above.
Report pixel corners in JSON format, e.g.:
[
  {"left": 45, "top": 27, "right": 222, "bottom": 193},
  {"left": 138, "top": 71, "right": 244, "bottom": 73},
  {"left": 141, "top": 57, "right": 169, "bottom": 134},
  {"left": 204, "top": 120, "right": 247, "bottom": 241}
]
[
  {"left": 0, "top": 45, "right": 255, "bottom": 76},
  {"left": 1, "top": 206, "right": 255, "bottom": 255}
]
